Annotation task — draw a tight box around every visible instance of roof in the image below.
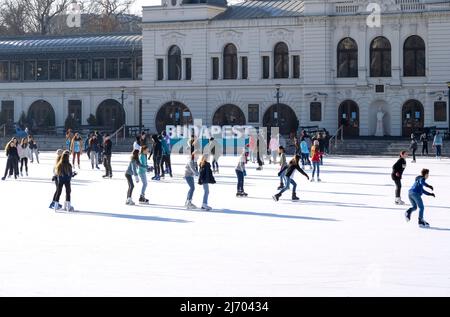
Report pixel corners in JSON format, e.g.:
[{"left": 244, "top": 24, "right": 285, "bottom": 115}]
[
  {"left": 183, "top": 0, "right": 228, "bottom": 6},
  {"left": 213, "top": 0, "right": 305, "bottom": 20},
  {"left": 0, "top": 33, "right": 142, "bottom": 56}
]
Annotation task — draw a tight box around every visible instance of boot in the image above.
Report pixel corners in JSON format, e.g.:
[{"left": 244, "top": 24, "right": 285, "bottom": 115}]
[
  {"left": 201, "top": 204, "right": 212, "bottom": 211},
  {"left": 126, "top": 197, "right": 135, "bottom": 205},
  {"left": 187, "top": 200, "right": 197, "bottom": 209},
  {"left": 395, "top": 198, "right": 405, "bottom": 205},
  {"left": 64, "top": 201, "right": 74, "bottom": 212},
  {"left": 418, "top": 218, "right": 430, "bottom": 228},
  {"left": 292, "top": 192, "right": 300, "bottom": 201},
  {"left": 139, "top": 195, "right": 149, "bottom": 204},
  {"left": 405, "top": 209, "right": 412, "bottom": 222},
  {"left": 273, "top": 193, "right": 281, "bottom": 201}
]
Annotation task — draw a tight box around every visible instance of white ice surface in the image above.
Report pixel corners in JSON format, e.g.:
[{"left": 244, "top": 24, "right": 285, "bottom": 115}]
[{"left": 0, "top": 152, "right": 449, "bottom": 296}]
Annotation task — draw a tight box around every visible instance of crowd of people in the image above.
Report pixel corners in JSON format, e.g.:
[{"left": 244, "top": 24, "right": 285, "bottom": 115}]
[{"left": 2, "top": 135, "right": 39, "bottom": 180}]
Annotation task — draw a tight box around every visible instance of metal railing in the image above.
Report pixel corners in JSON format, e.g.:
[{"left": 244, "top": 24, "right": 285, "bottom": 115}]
[
  {"left": 110, "top": 124, "right": 126, "bottom": 145},
  {"left": 328, "top": 125, "right": 344, "bottom": 154}
]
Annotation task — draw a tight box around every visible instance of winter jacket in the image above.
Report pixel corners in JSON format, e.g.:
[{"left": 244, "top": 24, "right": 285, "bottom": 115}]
[
  {"left": 279, "top": 161, "right": 308, "bottom": 178},
  {"left": 17, "top": 145, "right": 31, "bottom": 159},
  {"left": 433, "top": 134, "right": 443, "bottom": 146},
  {"left": 279, "top": 153, "right": 287, "bottom": 169},
  {"left": 161, "top": 140, "right": 170, "bottom": 156},
  {"left": 89, "top": 138, "right": 100, "bottom": 152},
  {"left": 206, "top": 140, "right": 218, "bottom": 156},
  {"left": 139, "top": 154, "right": 149, "bottom": 175},
  {"left": 103, "top": 139, "right": 112, "bottom": 156},
  {"left": 300, "top": 141, "right": 309, "bottom": 154},
  {"left": 391, "top": 158, "right": 406, "bottom": 180},
  {"left": 125, "top": 159, "right": 139, "bottom": 177},
  {"left": 6, "top": 146, "right": 19, "bottom": 160},
  {"left": 409, "top": 176, "right": 433, "bottom": 196},
  {"left": 184, "top": 159, "right": 198, "bottom": 178},
  {"left": 28, "top": 140, "right": 37, "bottom": 150},
  {"left": 56, "top": 163, "right": 74, "bottom": 183},
  {"left": 235, "top": 153, "right": 247, "bottom": 172},
  {"left": 198, "top": 162, "right": 216, "bottom": 185},
  {"left": 410, "top": 138, "right": 418, "bottom": 150},
  {"left": 310, "top": 145, "right": 322, "bottom": 162},
  {"left": 152, "top": 135, "right": 162, "bottom": 156}
]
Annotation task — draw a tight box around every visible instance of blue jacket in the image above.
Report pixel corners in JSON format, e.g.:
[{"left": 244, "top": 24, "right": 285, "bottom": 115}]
[
  {"left": 409, "top": 176, "right": 433, "bottom": 196},
  {"left": 300, "top": 141, "right": 309, "bottom": 154},
  {"left": 126, "top": 159, "right": 139, "bottom": 176}
]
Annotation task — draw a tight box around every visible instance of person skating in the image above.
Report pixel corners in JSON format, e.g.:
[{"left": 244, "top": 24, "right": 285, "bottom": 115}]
[
  {"left": 160, "top": 134, "right": 173, "bottom": 178},
  {"left": 125, "top": 149, "right": 140, "bottom": 205},
  {"left": 198, "top": 155, "right": 216, "bottom": 210},
  {"left": 300, "top": 138, "right": 312, "bottom": 169},
  {"left": 409, "top": 133, "right": 418, "bottom": 163},
  {"left": 28, "top": 135, "right": 39, "bottom": 164},
  {"left": 310, "top": 140, "right": 323, "bottom": 182},
  {"left": 65, "top": 129, "right": 73, "bottom": 151},
  {"left": 278, "top": 146, "right": 288, "bottom": 190},
  {"left": 235, "top": 149, "right": 248, "bottom": 197},
  {"left": 273, "top": 154, "right": 309, "bottom": 201},
  {"left": 49, "top": 149, "right": 64, "bottom": 210},
  {"left": 2, "top": 138, "right": 19, "bottom": 180},
  {"left": 151, "top": 134, "right": 162, "bottom": 180},
  {"left": 70, "top": 133, "right": 82, "bottom": 169},
  {"left": 133, "top": 136, "right": 141, "bottom": 152},
  {"left": 17, "top": 137, "right": 31, "bottom": 177},
  {"left": 89, "top": 134, "right": 100, "bottom": 169},
  {"left": 420, "top": 132, "right": 428, "bottom": 156},
  {"left": 433, "top": 131, "right": 443, "bottom": 159},
  {"left": 269, "top": 134, "right": 279, "bottom": 164},
  {"left": 206, "top": 137, "right": 220, "bottom": 173},
  {"left": 138, "top": 146, "right": 150, "bottom": 204},
  {"left": 405, "top": 168, "right": 435, "bottom": 228},
  {"left": 102, "top": 134, "right": 113, "bottom": 178},
  {"left": 392, "top": 151, "right": 408, "bottom": 205},
  {"left": 184, "top": 151, "right": 199, "bottom": 209},
  {"left": 52, "top": 151, "right": 77, "bottom": 212}
]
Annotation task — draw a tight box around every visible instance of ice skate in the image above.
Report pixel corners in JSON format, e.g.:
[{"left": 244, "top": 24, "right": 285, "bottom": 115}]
[
  {"left": 395, "top": 198, "right": 405, "bottom": 205},
  {"left": 64, "top": 201, "right": 74, "bottom": 212},
  {"left": 236, "top": 192, "right": 244, "bottom": 197},
  {"left": 242, "top": 192, "right": 248, "bottom": 197},
  {"left": 317, "top": 178, "right": 322, "bottom": 182},
  {"left": 126, "top": 198, "right": 135, "bottom": 205},
  {"left": 201, "top": 204, "right": 212, "bottom": 211},
  {"left": 139, "top": 195, "right": 149, "bottom": 204},
  {"left": 292, "top": 192, "right": 300, "bottom": 201},
  {"left": 310, "top": 178, "right": 315, "bottom": 182},
  {"left": 1, "top": 177, "right": 5, "bottom": 181},
  {"left": 405, "top": 210, "right": 412, "bottom": 222},
  {"left": 418, "top": 218, "right": 430, "bottom": 228},
  {"left": 20, "top": 172, "right": 23, "bottom": 177},
  {"left": 186, "top": 200, "right": 197, "bottom": 209},
  {"left": 273, "top": 193, "right": 281, "bottom": 201}
]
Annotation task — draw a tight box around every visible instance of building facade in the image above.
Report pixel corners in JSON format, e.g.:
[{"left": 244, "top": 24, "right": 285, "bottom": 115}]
[{"left": 1, "top": 0, "right": 450, "bottom": 137}]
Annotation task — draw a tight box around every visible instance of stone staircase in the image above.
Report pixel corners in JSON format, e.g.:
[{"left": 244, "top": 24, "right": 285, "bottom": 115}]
[{"left": 331, "top": 137, "right": 450, "bottom": 156}]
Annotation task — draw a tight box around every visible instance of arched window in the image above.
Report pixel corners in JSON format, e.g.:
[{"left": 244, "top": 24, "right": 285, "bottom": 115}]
[
  {"left": 28, "top": 100, "right": 55, "bottom": 129},
  {"left": 337, "top": 37, "right": 358, "bottom": 78},
  {"left": 213, "top": 104, "right": 246, "bottom": 126},
  {"left": 370, "top": 37, "right": 391, "bottom": 77},
  {"left": 96, "top": 99, "right": 126, "bottom": 130},
  {"left": 263, "top": 103, "right": 298, "bottom": 135},
  {"left": 168, "top": 45, "right": 181, "bottom": 80},
  {"left": 223, "top": 43, "right": 237, "bottom": 79},
  {"left": 274, "top": 42, "right": 289, "bottom": 79},
  {"left": 155, "top": 101, "right": 193, "bottom": 133},
  {"left": 404, "top": 35, "right": 425, "bottom": 77}
]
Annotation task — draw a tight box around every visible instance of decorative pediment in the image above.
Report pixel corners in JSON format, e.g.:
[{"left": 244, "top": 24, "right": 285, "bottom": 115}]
[
  {"left": 216, "top": 30, "right": 243, "bottom": 47},
  {"left": 161, "top": 31, "right": 186, "bottom": 49},
  {"left": 266, "top": 28, "right": 294, "bottom": 46}
]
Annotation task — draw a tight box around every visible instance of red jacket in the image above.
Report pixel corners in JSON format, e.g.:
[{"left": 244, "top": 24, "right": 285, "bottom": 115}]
[{"left": 310, "top": 145, "right": 322, "bottom": 162}]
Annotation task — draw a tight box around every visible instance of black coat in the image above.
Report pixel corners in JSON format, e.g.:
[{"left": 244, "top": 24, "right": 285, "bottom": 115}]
[
  {"left": 391, "top": 158, "right": 406, "bottom": 180},
  {"left": 103, "top": 140, "right": 112, "bottom": 156},
  {"left": 198, "top": 162, "right": 216, "bottom": 185}
]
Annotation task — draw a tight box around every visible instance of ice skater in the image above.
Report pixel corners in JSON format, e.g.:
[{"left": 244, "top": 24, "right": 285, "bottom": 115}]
[
  {"left": 52, "top": 150, "right": 77, "bottom": 212},
  {"left": 184, "top": 151, "right": 199, "bottom": 209},
  {"left": 433, "top": 131, "right": 443, "bottom": 159},
  {"left": 138, "top": 146, "right": 150, "bottom": 204},
  {"left": 405, "top": 168, "right": 435, "bottom": 228},
  {"left": 409, "top": 133, "right": 418, "bottom": 163},
  {"left": 1, "top": 138, "right": 19, "bottom": 180},
  {"left": 391, "top": 151, "right": 408, "bottom": 205},
  {"left": 125, "top": 149, "right": 140, "bottom": 205},
  {"left": 277, "top": 146, "right": 287, "bottom": 190},
  {"left": 198, "top": 155, "right": 216, "bottom": 211},
  {"left": 310, "top": 140, "right": 323, "bottom": 182},
  {"left": 102, "top": 134, "right": 113, "bottom": 178},
  {"left": 420, "top": 132, "right": 428, "bottom": 156},
  {"left": 235, "top": 149, "right": 248, "bottom": 197},
  {"left": 300, "top": 138, "right": 311, "bottom": 169},
  {"left": 70, "top": 133, "right": 82, "bottom": 169},
  {"left": 28, "top": 135, "right": 39, "bottom": 164},
  {"left": 17, "top": 137, "right": 31, "bottom": 177},
  {"left": 273, "top": 154, "right": 309, "bottom": 202},
  {"left": 49, "top": 149, "right": 64, "bottom": 209}
]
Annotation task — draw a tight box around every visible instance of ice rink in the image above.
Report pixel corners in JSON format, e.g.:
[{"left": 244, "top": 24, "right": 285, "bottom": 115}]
[{"left": 0, "top": 151, "right": 449, "bottom": 296}]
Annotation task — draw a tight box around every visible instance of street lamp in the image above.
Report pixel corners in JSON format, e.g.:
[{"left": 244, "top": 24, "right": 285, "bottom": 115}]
[{"left": 275, "top": 84, "right": 281, "bottom": 129}]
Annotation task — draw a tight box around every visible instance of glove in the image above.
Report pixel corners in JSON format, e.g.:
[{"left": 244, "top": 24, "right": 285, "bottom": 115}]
[
  {"left": 429, "top": 185, "right": 434, "bottom": 191},
  {"left": 431, "top": 193, "right": 436, "bottom": 198},
  {"left": 135, "top": 176, "right": 140, "bottom": 183}
]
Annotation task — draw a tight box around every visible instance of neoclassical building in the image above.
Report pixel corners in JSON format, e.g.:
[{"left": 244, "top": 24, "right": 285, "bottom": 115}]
[{"left": 1, "top": 0, "right": 450, "bottom": 137}]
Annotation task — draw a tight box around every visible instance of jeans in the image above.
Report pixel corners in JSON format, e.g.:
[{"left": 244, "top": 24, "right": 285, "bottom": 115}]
[
  {"left": 212, "top": 158, "right": 219, "bottom": 171},
  {"left": 103, "top": 155, "right": 112, "bottom": 176},
  {"left": 202, "top": 183, "right": 209, "bottom": 205},
  {"left": 185, "top": 176, "right": 195, "bottom": 201},
  {"left": 90, "top": 151, "right": 99, "bottom": 168},
  {"left": 153, "top": 155, "right": 161, "bottom": 176},
  {"left": 301, "top": 153, "right": 310, "bottom": 167},
  {"left": 160, "top": 155, "right": 172, "bottom": 176},
  {"left": 54, "top": 180, "right": 71, "bottom": 202},
  {"left": 407, "top": 192, "right": 425, "bottom": 219},
  {"left": 279, "top": 169, "right": 288, "bottom": 187},
  {"left": 412, "top": 149, "right": 416, "bottom": 161},
  {"left": 236, "top": 170, "right": 244, "bottom": 192},
  {"left": 278, "top": 176, "right": 297, "bottom": 195},
  {"left": 436, "top": 145, "right": 442, "bottom": 157},
  {"left": 312, "top": 162, "right": 320, "bottom": 178},
  {"left": 31, "top": 148, "right": 39, "bottom": 163},
  {"left": 422, "top": 142, "right": 428, "bottom": 155},
  {"left": 139, "top": 172, "right": 148, "bottom": 196},
  {"left": 125, "top": 174, "right": 134, "bottom": 198}
]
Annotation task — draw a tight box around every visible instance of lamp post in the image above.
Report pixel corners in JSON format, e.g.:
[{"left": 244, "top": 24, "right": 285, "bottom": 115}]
[
  {"left": 275, "top": 84, "right": 281, "bottom": 129},
  {"left": 447, "top": 81, "right": 450, "bottom": 132}
]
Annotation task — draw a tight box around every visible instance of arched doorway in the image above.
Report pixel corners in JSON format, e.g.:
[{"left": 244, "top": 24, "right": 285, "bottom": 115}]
[
  {"left": 155, "top": 101, "right": 193, "bottom": 133},
  {"left": 263, "top": 104, "right": 298, "bottom": 136},
  {"left": 212, "top": 104, "right": 246, "bottom": 126},
  {"left": 28, "top": 100, "right": 55, "bottom": 129},
  {"left": 338, "top": 100, "right": 360, "bottom": 137},
  {"left": 402, "top": 99, "right": 424, "bottom": 136},
  {"left": 96, "top": 99, "right": 126, "bottom": 130}
]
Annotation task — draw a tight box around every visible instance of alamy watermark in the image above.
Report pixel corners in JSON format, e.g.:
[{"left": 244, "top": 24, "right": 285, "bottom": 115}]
[{"left": 367, "top": 3, "right": 381, "bottom": 28}]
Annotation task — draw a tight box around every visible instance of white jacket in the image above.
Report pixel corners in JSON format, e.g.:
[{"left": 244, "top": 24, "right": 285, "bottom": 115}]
[{"left": 17, "top": 145, "right": 31, "bottom": 159}]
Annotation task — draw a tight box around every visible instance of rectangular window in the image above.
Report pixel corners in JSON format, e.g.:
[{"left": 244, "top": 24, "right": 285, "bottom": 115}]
[
  {"left": 65, "top": 59, "right": 77, "bottom": 80},
  {"left": 135, "top": 56, "right": 142, "bottom": 80},
  {"left": 157, "top": 58, "right": 164, "bottom": 80},
  {"left": 293, "top": 55, "right": 300, "bottom": 78},
  {"left": 106, "top": 58, "right": 118, "bottom": 79},
  {"left": 68, "top": 100, "right": 82, "bottom": 125},
  {"left": 77, "top": 59, "right": 90, "bottom": 80},
  {"left": 10, "top": 62, "right": 21, "bottom": 81},
  {"left": 36, "top": 60, "right": 48, "bottom": 81},
  {"left": 185, "top": 58, "right": 191, "bottom": 80},
  {"left": 241, "top": 56, "right": 248, "bottom": 80},
  {"left": 1, "top": 100, "right": 14, "bottom": 124},
  {"left": 248, "top": 104, "right": 259, "bottom": 123},
  {"left": 434, "top": 101, "right": 447, "bottom": 122},
  {"left": 24, "top": 61, "right": 36, "bottom": 81},
  {"left": 262, "top": 56, "right": 270, "bottom": 79},
  {"left": 212, "top": 57, "right": 219, "bottom": 80},
  {"left": 119, "top": 58, "right": 132, "bottom": 79},
  {"left": 310, "top": 102, "right": 322, "bottom": 122},
  {"left": 0, "top": 61, "right": 9, "bottom": 81},
  {"left": 92, "top": 59, "right": 105, "bottom": 80},
  {"left": 49, "top": 60, "right": 62, "bottom": 80}
]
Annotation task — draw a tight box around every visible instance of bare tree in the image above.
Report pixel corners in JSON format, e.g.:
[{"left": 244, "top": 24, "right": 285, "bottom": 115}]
[
  {"left": 25, "top": 0, "right": 71, "bottom": 35},
  {"left": 0, "top": 0, "right": 30, "bottom": 35},
  {"left": 84, "top": 0, "right": 135, "bottom": 32}
]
